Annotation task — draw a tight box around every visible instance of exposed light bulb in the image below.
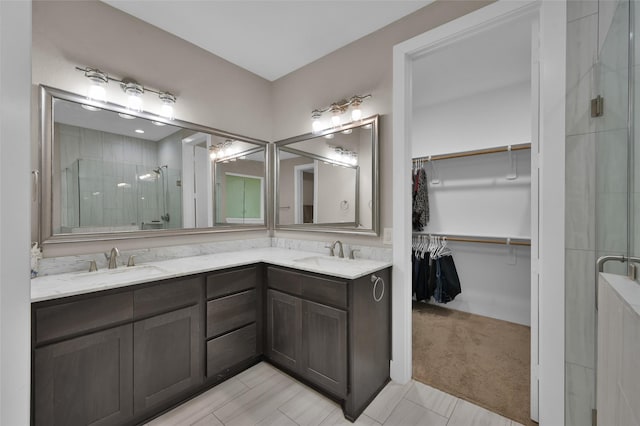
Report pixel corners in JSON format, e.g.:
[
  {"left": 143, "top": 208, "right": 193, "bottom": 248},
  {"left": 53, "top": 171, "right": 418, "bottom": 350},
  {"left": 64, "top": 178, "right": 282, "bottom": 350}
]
[
  {"left": 331, "top": 113, "right": 341, "bottom": 127},
  {"left": 88, "top": 84, "right": 106, "bottom": 103},
  {"left": 122, "top": 81, "right": 144, "bottom": 112},
  {"left": 311, "top": 111, "right": 323, "bottom": 134},
  {"left": 128, "top": 94, "right": 143, "bottom": 112},
  {"left": 159, "top": 92, "right": 176, "bottom": 120},
  {"left": 209, "top": 150, "right": 217, "bottom": 160},
  {"left": 351, "top": 107, "right": 362, "bottom": 121},
  {"left": 85, "top": 69, "right": 108, "bottom": 103},
  {"left": 160, "top": 103, "right": 174, "bottom": 120}
]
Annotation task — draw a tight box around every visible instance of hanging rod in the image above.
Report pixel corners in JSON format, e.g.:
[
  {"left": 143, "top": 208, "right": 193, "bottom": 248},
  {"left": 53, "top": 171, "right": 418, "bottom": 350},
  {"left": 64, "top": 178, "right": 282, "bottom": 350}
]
[
  {"left": 412, "top": 142, "right": 531, "bottom": 163},
  {"left": 413, "top": 232, "right": 531, "bottom": 247}
]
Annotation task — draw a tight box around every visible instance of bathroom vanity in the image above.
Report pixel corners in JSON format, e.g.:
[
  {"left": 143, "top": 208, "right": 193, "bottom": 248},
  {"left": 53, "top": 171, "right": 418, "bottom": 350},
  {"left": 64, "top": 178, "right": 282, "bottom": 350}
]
[{"left": 31, "top": 249, "right": 391, "bottom": 425}]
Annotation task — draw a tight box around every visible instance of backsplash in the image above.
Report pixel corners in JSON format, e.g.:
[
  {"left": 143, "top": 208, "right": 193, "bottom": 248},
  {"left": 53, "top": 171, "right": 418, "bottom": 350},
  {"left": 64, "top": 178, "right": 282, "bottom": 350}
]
[
  {"left": 37, "top": 237, "right": 391, "bottom": 277},
  {"left": 271, "top": 238, "right": 392, "bottom": 262},
  {"left": 37, "top": 237, "right": 272, "bottom": 276}
]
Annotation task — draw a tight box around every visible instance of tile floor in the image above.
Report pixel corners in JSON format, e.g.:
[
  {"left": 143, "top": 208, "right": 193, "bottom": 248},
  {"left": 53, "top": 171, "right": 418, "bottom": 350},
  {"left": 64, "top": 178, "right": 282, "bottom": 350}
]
[{"left": 146, "top": 362, "right": 525, "bottom": 426}]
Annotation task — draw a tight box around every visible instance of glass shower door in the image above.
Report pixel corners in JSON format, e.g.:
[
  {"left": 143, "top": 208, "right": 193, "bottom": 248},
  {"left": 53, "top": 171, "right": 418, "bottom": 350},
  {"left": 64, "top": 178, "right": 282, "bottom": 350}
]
[{"left": 596, "top": 0, "right": 630, "bottom": 273}]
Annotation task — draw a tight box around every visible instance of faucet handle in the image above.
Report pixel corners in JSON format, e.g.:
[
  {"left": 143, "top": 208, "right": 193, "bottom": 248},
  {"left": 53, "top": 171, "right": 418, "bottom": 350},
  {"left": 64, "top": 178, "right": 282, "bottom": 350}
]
[
  {"left": 324, "top": 244, "right": 335, "bottom": 257},
  {"left": 88, "top": 260, "right": 98, "bottom": 272},
  {"left": 349, "top": 249, "right": 360, "bottom": 260},
  {"left": 127, "top": 255, "right": 136, "bottom": 267}
]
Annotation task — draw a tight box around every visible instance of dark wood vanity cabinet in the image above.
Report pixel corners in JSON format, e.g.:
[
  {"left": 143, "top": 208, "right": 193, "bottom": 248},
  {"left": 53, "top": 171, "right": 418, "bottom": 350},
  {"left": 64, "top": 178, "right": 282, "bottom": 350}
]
[
  {"left": 33, "top": 324, "right": 134, "bottom": 426},
  {"left": 32, "top": 276, "right": 204, "bottom": 426},
  {"left": 32, "top": 262, "right": 389, "bottom": 425},
  {"left": 132, "top": 276, "right": 203, "bottom": 416},
  {"left": 265, "top": 266, "right": 391, "bottom": 421},
  {"left": 205, "top": 265, "right": 262, "bottom": 381},
  {"left": 32, "top": 292, "right": 135, "bottom": 426}
]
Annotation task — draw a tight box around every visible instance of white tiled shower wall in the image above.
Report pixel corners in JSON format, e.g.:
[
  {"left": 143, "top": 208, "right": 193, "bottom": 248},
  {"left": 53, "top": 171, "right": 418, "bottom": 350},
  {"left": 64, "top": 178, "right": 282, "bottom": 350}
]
[{"left": 565, "top": 1, "right": 630, "bottom": 425}]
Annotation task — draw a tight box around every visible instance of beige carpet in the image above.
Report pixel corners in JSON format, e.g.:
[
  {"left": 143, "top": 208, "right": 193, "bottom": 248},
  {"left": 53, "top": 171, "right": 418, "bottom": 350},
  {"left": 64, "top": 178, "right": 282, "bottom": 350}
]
[{"left": 412, "top": 302, "right": 537, "bottom": 425}]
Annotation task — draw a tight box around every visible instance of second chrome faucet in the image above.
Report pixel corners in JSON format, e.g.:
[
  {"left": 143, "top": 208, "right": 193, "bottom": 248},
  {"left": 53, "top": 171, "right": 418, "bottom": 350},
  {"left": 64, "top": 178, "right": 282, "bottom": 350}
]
[{"left": 327, "top": 240, "right": 344, "bottom": 258}]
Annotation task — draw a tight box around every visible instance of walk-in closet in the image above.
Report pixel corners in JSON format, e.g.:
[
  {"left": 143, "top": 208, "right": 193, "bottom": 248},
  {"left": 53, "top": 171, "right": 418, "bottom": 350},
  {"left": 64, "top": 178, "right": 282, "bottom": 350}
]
[{"left": 409, "top": 10, "right": 538, "bottom": 425}]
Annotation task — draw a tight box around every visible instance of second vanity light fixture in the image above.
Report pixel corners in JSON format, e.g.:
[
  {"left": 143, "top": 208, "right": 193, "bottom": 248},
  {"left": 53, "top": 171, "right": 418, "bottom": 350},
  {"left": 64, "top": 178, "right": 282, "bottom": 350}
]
[
  {"left": 77, "top": 66, "right": 177, "bottom": 120},
  {"left": 311, "top": 94, "right": 371, "bottom": 134},
  {"left": 209, "top": 140, "right": 245, "bottom": 163}
]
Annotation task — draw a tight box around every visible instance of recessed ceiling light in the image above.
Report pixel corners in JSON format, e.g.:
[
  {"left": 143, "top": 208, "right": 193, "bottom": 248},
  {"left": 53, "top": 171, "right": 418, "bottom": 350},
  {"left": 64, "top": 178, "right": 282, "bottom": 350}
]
[
  {"left": 118, "top": 112, "right": 135, "bottom": 120},
  {"left": 324, "top": 134, "right": 335, "bottom": 139},
  {"left": 135, "top": 129, "right": 144, "bottom": 134},
  {"left": 342, "top": 129, "right": 353, "bottom": 134},
  {"left": 152, "top": 121, "right": 166, "bottom": 126},
  {"left": 185, "top": 138, "right": 194, "bottom": 142},
  {"left": 363, "top": 124, "right": 372, "bottom": 129},
  {"left": 81, "top": 104, "right": 101, "bottom": 112}
]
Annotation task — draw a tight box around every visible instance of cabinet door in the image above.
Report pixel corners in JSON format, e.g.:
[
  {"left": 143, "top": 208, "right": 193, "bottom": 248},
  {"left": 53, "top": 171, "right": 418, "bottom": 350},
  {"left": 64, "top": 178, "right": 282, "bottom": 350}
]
[
  {"left": 133, "top": 304, "right": 203, "bottom": 414},
  {"left": 266, "top": 289, "right": 302, "bottom": 372},
  {"left": 302, "top": 300, "right": 348, "bottom": 397},
  {"left": 33, "top": 325, "right": 133, "bottom": 426}
]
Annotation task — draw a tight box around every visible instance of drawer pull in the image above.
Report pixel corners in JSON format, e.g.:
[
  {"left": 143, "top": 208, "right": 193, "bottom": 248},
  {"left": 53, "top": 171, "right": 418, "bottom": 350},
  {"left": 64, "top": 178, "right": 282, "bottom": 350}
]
[{"left": 371, "top": 274, "right": 384, "bottom": 302}]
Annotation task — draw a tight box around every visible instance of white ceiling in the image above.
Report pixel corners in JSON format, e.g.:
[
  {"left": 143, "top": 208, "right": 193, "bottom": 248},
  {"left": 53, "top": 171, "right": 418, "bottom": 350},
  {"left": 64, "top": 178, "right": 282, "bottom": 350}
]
[{"left": 101, "top": 0, "right": 433, "bottom": 81}]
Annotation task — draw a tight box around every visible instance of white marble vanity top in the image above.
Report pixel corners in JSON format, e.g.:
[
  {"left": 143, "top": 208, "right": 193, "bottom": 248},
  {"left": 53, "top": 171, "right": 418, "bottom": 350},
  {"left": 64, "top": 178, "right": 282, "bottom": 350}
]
[
  {"left": 31, "top": 248, "right": 392, "bottom": 302},
  {"left": 601, "top": 272, "right": 640, "bottom": 316}
]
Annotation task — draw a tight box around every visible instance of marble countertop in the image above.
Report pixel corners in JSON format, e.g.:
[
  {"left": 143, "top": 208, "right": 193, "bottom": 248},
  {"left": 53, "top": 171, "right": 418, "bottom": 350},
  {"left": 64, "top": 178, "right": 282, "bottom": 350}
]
[
  {"left": 31, "top": 248, "right": 392, "bottom": 303},
  {"left": 601, "top": 272, "right": 640, "bottom": 315}
]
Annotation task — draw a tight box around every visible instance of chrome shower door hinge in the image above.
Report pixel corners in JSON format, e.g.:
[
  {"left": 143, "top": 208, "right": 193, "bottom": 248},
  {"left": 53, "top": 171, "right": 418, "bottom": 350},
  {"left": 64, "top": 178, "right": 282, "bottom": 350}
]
[{"left": 591, "top": 95, "right": 604, "bottom": 117}]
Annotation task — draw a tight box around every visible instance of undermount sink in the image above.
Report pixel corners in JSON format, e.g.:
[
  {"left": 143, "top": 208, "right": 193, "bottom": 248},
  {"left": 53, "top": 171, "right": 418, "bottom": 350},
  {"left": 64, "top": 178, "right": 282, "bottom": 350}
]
[{"left": 75, "top": 264, "right": 165, "bottom": 278}]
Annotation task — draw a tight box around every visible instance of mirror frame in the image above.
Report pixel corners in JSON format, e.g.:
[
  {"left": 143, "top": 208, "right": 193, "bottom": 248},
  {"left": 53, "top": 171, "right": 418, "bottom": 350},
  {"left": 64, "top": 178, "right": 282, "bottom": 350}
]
[
  {"left": 38, "top": 85, "right": 271, "bottom": 245},
  {"left": 274, "top": 114, "right": 379, "bottom": 236}
]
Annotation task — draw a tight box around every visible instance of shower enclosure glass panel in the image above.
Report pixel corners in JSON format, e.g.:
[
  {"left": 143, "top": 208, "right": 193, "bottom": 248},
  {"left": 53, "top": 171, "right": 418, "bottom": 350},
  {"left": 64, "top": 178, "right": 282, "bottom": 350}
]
[
  {"left": 596, "top": 0, "right": 630, "bottom": 273},
  {"left": 59, "top": 159, "right": 181, "bottom": 232}
]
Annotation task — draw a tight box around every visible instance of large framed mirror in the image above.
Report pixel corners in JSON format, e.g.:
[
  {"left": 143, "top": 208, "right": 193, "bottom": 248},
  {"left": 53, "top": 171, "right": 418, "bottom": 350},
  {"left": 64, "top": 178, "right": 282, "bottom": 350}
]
[
  {"left": 39, "top": 85, "right": 270, "bottom": 244},
  {"left": 274, "top": 115, "right": 379, "bottom": 235}
]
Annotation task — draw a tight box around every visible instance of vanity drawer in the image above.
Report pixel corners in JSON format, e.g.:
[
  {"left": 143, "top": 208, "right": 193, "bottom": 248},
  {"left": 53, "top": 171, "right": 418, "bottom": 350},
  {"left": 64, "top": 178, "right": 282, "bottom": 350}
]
[
  {"left": 302, "top": 275, "right": 347, "bottom": 309},
  {"left": 267, "top": 267, "right": 347, "bottom": 309},
  {"left": 34, "top": 292, "right": 133, "bottom": 345},
  {"left": 206, "top": 266, "right": 256, "bottom": 299},
  {"left": 134, "top": 276, "right": 203, "bottom": 319},
  {"left": 267, "top": 267, "right": 302, "bottom": 296},
  {"left": 206, "top": 289, "right": 256, "bottom": 338},
  {"left": 207, "top": 323, "right": 257, "bottom": 378}
]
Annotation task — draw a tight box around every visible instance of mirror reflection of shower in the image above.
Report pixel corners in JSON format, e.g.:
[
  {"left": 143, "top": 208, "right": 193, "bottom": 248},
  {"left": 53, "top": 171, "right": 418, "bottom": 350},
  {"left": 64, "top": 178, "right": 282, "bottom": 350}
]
[
  {"left": 138, "top": 164, "right": 171, "bottom": 230},
  {"left": 153, "top": 165, "right": 170, "bottom": 224}
]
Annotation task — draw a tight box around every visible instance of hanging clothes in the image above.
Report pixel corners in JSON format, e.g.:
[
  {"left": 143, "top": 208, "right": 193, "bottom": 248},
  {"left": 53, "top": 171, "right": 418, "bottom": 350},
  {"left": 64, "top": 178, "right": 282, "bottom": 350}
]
[
  {"left": 412, "top": 167, "right": 429, "bottom": 231},
  {"left": 412, "top": 236, "right": 461, "bottom": 304}
]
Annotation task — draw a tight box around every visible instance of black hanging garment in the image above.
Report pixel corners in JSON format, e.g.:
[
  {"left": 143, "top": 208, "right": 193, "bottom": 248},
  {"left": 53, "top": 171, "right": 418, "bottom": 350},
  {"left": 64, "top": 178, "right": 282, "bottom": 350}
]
[
  {"left": 412, "top": 168, "right": 429, "bottom": 231},
  {"left": 433, "top": 254, "right": 462, "bottom": 303},
  {"left": 412, "top": 250, "right": 432, "bottom": 302}
]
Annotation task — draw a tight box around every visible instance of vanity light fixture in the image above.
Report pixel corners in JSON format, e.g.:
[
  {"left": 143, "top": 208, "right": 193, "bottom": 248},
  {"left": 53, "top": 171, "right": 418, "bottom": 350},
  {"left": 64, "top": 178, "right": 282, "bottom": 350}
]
[
  {"left": 135, "top": 129, "right": 144, "bottom": 134},
  {"left": 209, "top": 139, "right": 237, "bottom": 161},
  {"left": 311, "top": 94, "right": 371, "bottom": 134},
  {"left": 76, "top": 66, "right": 178, "bottom": 119},
  {"left": 330, "top": 146, "right": 358, "bottom": 166}
]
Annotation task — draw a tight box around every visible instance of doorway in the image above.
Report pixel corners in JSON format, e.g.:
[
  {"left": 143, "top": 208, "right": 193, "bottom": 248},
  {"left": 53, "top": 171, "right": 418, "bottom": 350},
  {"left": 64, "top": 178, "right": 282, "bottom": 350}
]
[{"left": 392, "top": 1, "right": 567, "bottom": 424}]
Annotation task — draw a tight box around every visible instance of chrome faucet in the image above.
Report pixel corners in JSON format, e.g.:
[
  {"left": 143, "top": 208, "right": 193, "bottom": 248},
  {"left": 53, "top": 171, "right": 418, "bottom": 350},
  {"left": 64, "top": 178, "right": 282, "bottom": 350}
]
[
  {"left": 330, "top": 240, "right": 345, "bottom": 258},
  {"left": 105, "top": 247, "right": 120, "bottom": 269}
]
